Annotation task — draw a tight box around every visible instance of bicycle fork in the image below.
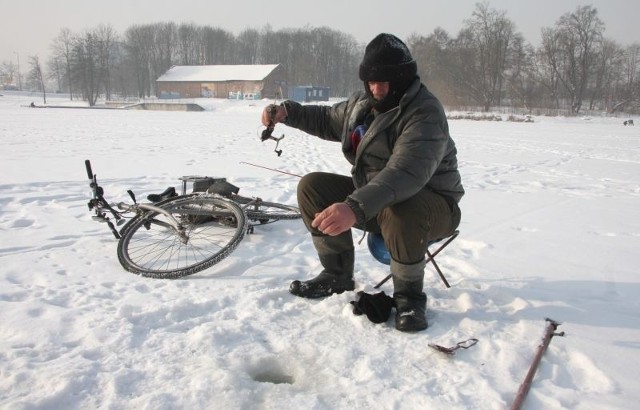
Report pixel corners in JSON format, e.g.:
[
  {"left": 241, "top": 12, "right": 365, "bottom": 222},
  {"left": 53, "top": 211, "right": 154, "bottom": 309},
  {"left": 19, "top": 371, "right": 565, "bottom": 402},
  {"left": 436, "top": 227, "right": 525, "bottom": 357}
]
[{"left": 118, "top": 202, "right": 189, "bottom": 244}]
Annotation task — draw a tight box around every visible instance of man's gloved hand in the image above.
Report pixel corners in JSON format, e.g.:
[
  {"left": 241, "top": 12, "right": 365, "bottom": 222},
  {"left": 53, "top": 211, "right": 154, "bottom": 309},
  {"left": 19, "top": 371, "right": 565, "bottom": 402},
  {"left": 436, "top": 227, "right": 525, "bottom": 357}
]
[
  {"left": 350, "top": 291, "right": 396, "bottom": 324},
  {"left": 261, "top": 104, "right": 287, "bottom": 126}
]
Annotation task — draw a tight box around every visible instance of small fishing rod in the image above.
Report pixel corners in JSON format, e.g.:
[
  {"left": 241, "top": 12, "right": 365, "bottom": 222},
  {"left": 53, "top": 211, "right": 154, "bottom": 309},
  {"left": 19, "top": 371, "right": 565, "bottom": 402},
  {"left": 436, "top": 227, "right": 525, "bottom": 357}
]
[
  {"left": 260, "top": 105, "right": 285, "bottom": 156},
  {"left": 240, "top": 161, "right": 302, "bottom": 178}
]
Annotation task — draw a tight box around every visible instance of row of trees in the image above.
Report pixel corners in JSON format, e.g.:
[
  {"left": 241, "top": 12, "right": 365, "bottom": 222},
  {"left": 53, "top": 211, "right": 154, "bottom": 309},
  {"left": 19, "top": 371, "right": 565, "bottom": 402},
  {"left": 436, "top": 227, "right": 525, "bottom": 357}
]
[
  {"left": 1, "top": 3, "right": 639, "bottom": 114},
  {"left": 0, "top": 23, "right": 361, "bottom": 106},
  {"left": 409, "top": 3, "right": 639, "bottom": 114},
  {"left": 116, "top": 23, "right": 362, "bottom": 100}
]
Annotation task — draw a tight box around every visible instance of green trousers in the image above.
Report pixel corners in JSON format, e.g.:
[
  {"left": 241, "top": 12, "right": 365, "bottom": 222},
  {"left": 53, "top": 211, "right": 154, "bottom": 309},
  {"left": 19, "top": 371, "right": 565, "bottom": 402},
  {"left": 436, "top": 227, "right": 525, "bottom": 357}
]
[{"left": 297, "top": 172, "right": 461, "bottom": 265}]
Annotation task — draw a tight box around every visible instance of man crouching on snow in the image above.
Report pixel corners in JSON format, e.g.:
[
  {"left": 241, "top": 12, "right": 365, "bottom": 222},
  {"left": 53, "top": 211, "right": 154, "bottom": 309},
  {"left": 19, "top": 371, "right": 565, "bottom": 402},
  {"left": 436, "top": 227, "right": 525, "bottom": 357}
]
[{"left": 260, "top": 33, "right": 464, "bottom": 332}]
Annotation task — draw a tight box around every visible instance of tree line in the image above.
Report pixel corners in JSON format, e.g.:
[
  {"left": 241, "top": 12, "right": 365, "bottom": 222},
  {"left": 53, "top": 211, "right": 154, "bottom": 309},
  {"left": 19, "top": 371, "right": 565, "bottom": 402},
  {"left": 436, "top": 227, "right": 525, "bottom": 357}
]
[
  {"left": 409, "top": 3, "right": 639, "bottom": 114},
  {"left": 1, "top": 3, "right": 638, "bottom": 114},
  {"left": 33, "top": 24, "right": 361, "bottom": 106}
]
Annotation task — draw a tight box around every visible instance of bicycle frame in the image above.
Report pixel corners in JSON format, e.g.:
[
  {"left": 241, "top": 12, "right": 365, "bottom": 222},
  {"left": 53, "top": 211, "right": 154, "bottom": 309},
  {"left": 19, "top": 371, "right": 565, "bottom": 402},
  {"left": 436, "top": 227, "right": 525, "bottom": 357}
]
[{"left": 178, "top": 175, "right": 281, "bottom": 224}]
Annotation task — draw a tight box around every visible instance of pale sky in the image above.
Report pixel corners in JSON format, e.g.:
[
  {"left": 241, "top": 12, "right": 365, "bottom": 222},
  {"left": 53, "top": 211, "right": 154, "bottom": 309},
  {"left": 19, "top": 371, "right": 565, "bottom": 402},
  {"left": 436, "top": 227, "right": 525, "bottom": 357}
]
[{"left": 2, "top": 0, "right": 639, "bottom": 66}]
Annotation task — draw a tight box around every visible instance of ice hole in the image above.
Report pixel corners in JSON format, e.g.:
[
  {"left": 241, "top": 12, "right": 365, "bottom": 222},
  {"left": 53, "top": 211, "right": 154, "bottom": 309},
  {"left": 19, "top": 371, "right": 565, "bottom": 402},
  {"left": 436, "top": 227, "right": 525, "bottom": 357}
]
[
  {"left": 249, "top": 357, "right": 295, "bottom": 385},
  {"left": 252, "top": 370, "right": 294, "bottom": 385}
]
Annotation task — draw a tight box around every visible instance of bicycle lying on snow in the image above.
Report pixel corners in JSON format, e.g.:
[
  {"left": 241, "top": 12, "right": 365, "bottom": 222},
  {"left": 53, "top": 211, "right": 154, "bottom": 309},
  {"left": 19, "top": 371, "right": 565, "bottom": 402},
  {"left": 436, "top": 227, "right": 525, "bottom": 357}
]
[{"left": 84, "top": 160, "right": 301, "bottom": 279}]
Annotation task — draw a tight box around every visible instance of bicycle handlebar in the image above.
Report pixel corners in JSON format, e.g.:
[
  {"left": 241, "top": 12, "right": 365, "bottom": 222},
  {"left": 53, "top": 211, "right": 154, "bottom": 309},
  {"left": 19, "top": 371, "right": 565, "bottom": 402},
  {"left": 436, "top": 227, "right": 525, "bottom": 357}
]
[
  {"left": 84, "top": 160, "right": 124, "bottom": 239},
  {"left": 85, "top": 159, "right": 94, "bottom": 180}
]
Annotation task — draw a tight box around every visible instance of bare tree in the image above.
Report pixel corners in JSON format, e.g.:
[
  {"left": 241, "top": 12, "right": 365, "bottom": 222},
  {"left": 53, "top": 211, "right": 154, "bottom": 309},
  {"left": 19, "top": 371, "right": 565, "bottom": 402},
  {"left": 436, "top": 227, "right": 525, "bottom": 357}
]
[
  {"left": 71, "top": 31, "right": 102, "bottom": 106},
  {"left": 330, "top": 30, "right": 361, "bottom": 97},
  {"left": 258, "top": 24, "right": 280, "bottom": 64},
  {"left": 504, "top": 35, "right": 538, "bottom": 111},
  {"left": 123, "top": 25, "right": 156, "bottom": 98},
  {"left": 202, "top": 26, "right": 232, "bottom": 64},
  {"left": 178, "top": 23, "right": 204, "bottom": 65},
  {"left": 289, "top": 29, "right": 315, "bottom": 85},
  {"left": 447, "top": 3, "right": 518, "bottom": 111},
  {"left": 50, "top": 28, "right": 76, "bottom": 99},
  {"left": 0, "top": 61, "right": 19, "bottom": 88},
  {"left": 236, "top": 29, "right": 260, "bottom": 64},
  {"left": 46, "top": 57, "right": 64, "bottom": 94},
  {"left": 610, "top": 43, "right": 640, "bottom": 113},
  {"left": 155, "top": 22, "right": 177, "bottom": 69},
  {"left": 27, "top": 55, "right": 47, "bottom": 104},
  {"left": 540, "top": 5, "right": 605, "bottom": 114},
  {"left": 589, "top": 39, "right": 622, "bottom": 111},
  {"left": 537, "top": 28, "right": 564, "bottom": 109},
  {"left": 94, "top": 24, "right": 118, "bottom": 100},
  {"left": 409, "top": 28, "right": 457, "bottom": 105}
]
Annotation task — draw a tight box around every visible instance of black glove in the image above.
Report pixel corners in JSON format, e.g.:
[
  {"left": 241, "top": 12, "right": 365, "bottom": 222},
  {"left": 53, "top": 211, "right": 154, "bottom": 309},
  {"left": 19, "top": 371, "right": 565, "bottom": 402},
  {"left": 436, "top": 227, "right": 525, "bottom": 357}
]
[{"left": 350, "top": 291, "right": 395, "bottom": 324}]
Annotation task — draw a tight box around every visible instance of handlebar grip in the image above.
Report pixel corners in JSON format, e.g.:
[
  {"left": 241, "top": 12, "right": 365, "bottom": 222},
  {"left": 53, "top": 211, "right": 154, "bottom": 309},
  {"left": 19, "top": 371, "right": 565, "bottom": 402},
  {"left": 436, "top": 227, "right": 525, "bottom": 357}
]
[{"left": 85, "top": 160, "right": 93, "bottom": 180}]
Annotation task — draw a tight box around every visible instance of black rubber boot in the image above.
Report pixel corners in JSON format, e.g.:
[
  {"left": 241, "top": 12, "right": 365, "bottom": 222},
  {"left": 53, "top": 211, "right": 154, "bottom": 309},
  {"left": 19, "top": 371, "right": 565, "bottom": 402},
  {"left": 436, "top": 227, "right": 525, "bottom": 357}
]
[
  {"left": 394, "top": 289, "right": 428, "bottom": 331},
  {"left": 290, "top": 250, "right": 355, "bottom": 298},
  {"left": 392, "top": 260, "right": 428, "bottom": 332}
]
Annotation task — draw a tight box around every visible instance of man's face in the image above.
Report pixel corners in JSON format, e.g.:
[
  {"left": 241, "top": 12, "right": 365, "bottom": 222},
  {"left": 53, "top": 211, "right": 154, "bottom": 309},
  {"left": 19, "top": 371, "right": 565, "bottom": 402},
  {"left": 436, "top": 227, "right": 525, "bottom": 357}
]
[{"left": 368, "top": 81, "right": 390, "bottom": 101}]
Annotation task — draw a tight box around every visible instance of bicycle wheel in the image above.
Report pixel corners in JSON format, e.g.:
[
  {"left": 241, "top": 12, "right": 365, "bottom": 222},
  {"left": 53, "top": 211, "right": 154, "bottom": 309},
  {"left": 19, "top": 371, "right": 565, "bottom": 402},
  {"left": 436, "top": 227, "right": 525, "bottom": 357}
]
[
  {"left": 231, "top": 194, "right": 301, "bottom": 222},
  {"left": 117, "top": 195, "right": 247, "bottom": 279}
]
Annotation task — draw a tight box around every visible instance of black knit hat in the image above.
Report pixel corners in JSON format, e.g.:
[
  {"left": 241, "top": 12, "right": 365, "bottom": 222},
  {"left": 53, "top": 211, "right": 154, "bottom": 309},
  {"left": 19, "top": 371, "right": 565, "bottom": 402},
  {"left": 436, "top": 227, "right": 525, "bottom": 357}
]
[{"left": 359, "top": 33, "right": 417, "bottom": 83}]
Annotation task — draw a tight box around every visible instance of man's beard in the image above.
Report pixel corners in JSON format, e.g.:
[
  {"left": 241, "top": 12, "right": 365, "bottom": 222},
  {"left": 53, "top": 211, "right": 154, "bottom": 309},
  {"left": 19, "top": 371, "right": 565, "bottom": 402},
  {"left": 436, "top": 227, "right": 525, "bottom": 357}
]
[{"left": 369, "top": 90, "right": 402, "bottom": 113}]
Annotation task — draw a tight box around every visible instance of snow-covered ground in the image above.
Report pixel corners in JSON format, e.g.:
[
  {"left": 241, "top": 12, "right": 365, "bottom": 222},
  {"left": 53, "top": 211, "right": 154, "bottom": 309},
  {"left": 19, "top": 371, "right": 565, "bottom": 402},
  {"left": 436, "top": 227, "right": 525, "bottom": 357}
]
[{"left": 1, "top": 93, "right": 638, "bottom": 409}]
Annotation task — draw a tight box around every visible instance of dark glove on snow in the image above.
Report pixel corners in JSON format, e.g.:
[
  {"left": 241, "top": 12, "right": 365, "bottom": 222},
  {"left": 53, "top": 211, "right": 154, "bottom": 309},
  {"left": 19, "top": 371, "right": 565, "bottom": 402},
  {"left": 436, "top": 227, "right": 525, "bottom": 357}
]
[{"left": 350, "top": 291, "right": 396, "bottom": 324}]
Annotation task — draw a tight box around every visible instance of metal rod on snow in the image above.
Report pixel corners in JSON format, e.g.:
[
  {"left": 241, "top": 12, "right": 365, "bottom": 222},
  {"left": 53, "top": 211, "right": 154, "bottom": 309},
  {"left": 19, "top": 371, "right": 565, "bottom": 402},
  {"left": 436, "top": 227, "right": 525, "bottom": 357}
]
[
  {"left": 510, "top": 318, "right": 565, "bottom": 410},
  {"left": 239, "top": 161, "right": 303, "bottom": 178}
]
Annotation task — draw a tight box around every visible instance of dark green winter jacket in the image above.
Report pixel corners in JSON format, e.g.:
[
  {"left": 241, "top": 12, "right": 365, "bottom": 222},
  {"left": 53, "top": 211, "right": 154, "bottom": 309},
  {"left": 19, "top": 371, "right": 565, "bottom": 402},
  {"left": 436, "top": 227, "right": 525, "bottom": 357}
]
[{"left": 282, "top": 78, "right": 464, "bottom": 222}]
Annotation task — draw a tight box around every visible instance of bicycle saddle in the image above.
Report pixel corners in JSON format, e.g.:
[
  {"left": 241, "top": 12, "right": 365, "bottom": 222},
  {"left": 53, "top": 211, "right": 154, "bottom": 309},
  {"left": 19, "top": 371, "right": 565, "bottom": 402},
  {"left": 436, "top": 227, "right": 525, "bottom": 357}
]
[{"left": 147, "top": 186, "right": 177, "bottom": 203}]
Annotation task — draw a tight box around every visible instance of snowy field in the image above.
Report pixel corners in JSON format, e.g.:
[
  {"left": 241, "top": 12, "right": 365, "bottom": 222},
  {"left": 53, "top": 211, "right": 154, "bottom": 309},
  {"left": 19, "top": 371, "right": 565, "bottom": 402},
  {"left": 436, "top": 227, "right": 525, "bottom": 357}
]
[{"left": 0, "top": 93, "right": 639, "bottom": 409}]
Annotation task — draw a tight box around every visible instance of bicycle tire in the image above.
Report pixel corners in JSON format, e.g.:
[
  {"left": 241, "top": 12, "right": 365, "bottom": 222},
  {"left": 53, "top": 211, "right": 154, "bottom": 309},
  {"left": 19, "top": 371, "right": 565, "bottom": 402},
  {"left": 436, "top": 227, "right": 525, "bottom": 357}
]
[
  {"left": 231, "top": 194, "right": 302, "bottom": 222},
  {"left": 117, "top": 195, "right": 247, "bottom": 279}
]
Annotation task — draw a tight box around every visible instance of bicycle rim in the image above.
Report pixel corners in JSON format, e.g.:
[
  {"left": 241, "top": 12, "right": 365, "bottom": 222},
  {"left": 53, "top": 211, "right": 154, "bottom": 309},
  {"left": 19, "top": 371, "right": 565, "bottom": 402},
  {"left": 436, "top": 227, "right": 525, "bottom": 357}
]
[{"left": 117, "top": 196, "right": 246, "bottom": 279}]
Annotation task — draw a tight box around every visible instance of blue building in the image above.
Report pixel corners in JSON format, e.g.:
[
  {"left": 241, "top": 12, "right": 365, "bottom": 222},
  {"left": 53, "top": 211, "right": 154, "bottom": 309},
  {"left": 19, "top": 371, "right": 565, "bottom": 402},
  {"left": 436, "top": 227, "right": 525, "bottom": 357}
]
[{"left": 288, "top": 86, "right": 330, "bottom": 103}]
